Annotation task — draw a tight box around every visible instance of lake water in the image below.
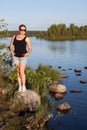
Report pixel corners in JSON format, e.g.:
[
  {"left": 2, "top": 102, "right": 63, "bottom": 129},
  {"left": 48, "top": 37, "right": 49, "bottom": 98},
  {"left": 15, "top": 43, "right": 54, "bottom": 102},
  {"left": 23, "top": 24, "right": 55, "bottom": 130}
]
[{"left": 1, "top": 37, "right": 87, "bottom": 130}]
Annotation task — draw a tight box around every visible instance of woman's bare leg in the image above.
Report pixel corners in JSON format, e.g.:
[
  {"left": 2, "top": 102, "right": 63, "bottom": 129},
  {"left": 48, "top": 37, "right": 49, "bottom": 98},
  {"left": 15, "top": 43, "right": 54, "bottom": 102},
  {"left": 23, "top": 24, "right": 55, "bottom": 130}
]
[
  {"left": 16, "top": 64, "right": 22, "bottom": 92},
  {"left": 19, "top": 63, "right": 26, "bottom": 92}
]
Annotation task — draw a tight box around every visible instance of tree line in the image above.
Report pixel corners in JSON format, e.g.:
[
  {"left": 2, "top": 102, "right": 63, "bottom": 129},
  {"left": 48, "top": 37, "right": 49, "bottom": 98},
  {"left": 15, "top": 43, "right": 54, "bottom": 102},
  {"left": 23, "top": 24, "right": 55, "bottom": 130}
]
[
  {"left": 0, "top": 19, "right": 87, "bottom": 41},
  {"left": 7, "top": 23, "right": 87, "bottom": 41},
  {"left": 36, "top": 23, "right": 87, "bottom": 41}
]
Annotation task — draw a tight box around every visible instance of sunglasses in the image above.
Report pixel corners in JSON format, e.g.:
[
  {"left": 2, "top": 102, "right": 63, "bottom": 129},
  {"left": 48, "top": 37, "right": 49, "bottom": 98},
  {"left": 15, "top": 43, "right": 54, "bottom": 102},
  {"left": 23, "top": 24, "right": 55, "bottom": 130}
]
[{"left": 20, "top": 29, "right": 26, "bottom": 31}]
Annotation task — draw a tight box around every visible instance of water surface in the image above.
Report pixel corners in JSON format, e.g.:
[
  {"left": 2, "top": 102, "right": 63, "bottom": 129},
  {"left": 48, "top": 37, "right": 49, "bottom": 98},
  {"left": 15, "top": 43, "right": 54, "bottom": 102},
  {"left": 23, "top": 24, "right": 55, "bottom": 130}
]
[{"left": 1, "top": 37, "right": 87, "bottom": 130}]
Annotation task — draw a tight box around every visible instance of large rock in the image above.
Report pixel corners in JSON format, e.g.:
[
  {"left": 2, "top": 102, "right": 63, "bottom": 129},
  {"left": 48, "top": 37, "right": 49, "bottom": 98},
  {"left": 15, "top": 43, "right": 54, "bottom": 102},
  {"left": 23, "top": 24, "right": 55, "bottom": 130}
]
[
  {"left": 49, "top": 84, "right": 67, "bottom": 93},
  {"left": 15, "top": 89, "right": 41, "bottom": 112},
  {"left": 54, "top": 92, "right": 66, "bottom": 100},
  {"left": 56, "top": 102, "right": 71, "bottom": 113}
]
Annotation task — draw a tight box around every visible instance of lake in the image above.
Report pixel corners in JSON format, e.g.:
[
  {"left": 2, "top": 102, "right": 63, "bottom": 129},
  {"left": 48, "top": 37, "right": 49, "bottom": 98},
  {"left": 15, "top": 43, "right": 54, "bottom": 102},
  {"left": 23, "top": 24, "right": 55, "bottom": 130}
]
[{"left": 1, "top": 37, "right": 87, "bottom": 130}]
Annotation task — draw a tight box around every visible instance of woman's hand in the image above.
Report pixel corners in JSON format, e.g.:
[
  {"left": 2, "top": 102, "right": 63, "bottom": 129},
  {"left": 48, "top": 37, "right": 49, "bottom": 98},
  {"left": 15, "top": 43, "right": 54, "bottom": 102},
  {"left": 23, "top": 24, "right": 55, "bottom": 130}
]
[
  {"left": 23, "top": 52, "right": 30, "bottom": 57},
  {"left": 10, "top": 51, "right": 15, "bottom": 57}
]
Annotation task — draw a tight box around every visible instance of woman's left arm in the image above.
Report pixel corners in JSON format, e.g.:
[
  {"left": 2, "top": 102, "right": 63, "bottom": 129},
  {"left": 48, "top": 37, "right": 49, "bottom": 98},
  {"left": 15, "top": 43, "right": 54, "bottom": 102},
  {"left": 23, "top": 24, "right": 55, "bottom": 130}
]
[{"left": 24, "top": 37, "right": 32, "bottom": 57}]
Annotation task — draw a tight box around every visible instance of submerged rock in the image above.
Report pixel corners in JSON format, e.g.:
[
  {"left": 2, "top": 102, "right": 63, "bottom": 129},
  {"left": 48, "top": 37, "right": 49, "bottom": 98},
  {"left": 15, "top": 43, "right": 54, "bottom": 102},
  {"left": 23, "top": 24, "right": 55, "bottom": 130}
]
[
  {"left": 14, "top": 89, "right": 41, "bottom": 112},
  {"left": 75, "top": 73, "right": 81, "bottom": 76},
  {"left": 70, "top": 89, "right": 82, "bottom": 93},
  {"left": 58, "top": 66, "right": 62, "bottom": 69}
]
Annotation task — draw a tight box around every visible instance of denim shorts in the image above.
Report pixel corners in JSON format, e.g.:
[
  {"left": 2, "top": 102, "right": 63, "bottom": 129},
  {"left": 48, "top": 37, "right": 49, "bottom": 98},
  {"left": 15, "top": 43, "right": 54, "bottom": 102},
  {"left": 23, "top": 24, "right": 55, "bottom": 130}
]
[{"left": 13, "top": 56, "right": 28, "bottom": 65}]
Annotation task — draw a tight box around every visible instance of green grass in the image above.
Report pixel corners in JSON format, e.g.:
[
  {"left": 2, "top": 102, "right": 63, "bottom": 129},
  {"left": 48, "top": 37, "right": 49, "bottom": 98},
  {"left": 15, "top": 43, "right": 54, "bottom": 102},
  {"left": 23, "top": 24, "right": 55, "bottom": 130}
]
[{"left": 0, "top": 64, "right": 61, "bottom": 130}]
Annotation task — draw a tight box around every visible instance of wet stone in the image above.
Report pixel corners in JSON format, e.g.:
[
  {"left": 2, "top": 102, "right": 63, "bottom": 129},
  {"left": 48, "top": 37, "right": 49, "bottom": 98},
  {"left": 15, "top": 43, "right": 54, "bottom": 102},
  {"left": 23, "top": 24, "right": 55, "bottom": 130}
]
[
  {"left": 80, "top": 80, "right": 87, "bottom": 84},
  {"left": 84, "top": 66, "right": 87, "bottom": 69},
  {"left": 75, "top": 73, "right": 81, "bottom": 76},
  {"left": 60, "top": 73, "right": 69, "bottom": 78},
  {"left": 74, "top": 69, "right": 81, "bottom": 73},
  {"left": 56, "top": 102, "right": 71, "bottom": 113},
  {"left": 70, "top": 89, "right": 82, "bottom": 93}
]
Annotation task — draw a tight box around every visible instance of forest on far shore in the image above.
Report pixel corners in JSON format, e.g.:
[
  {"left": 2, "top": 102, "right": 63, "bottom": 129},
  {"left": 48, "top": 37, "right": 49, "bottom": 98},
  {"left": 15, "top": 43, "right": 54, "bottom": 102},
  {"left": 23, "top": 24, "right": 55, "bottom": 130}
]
[{"left": 3, "top": 23, "right": 87, "bottom": 41}]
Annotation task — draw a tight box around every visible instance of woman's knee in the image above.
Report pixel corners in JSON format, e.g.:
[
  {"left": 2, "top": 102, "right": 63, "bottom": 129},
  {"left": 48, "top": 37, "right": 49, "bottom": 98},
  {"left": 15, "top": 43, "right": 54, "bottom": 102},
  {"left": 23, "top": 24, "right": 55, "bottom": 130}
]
[{"left": 19, "top": 72, "right": 25, "bottom": 78}]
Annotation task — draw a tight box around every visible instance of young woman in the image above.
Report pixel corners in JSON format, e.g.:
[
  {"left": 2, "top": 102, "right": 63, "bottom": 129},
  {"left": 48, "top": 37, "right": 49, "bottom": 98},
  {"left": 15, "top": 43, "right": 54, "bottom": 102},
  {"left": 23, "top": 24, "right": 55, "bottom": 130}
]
[{"left": 9, "top": 24, "right": 32, "bottom": 92}]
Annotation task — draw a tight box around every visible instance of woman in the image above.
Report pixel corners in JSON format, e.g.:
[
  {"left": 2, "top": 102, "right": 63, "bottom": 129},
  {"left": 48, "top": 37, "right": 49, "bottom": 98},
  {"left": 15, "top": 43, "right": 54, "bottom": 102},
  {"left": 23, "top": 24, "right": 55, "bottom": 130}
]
[{"left": 9, "top": 24, "right": 32, "bottom": 92}]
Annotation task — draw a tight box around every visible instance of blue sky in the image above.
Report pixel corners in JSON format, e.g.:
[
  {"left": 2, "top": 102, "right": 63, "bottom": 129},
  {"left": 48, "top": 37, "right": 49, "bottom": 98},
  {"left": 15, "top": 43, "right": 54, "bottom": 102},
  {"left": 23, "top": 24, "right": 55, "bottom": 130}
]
[{"left": 0, "top": 0, "right": 87, "bottom": 30}]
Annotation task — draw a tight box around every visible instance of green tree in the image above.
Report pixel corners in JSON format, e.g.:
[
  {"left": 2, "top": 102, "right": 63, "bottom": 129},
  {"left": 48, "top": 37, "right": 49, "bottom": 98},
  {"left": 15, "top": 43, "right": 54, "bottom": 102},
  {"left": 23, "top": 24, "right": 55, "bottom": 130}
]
[
  {"left": 69, "top": 23, "right": 79, "bottom": 36},
  {"left": 0, "top": 19, "right": 11, "bottom": 73},
  {"left": 60, "top": 24, "right": 67, "bottom": 36},
  {"left": 0, "top": 19, "right": 8, "bottom": 38}
]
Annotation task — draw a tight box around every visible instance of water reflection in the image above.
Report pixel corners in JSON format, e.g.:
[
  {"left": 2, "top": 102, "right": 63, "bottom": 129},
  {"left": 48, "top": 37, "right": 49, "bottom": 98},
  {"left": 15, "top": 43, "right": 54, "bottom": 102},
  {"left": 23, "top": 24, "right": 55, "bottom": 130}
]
[
  {"left": 48, "top": 44, "right": 66, "bottom": 54},
  {"left": 47, "top": 40, "right": 87, "bottom": 59}
]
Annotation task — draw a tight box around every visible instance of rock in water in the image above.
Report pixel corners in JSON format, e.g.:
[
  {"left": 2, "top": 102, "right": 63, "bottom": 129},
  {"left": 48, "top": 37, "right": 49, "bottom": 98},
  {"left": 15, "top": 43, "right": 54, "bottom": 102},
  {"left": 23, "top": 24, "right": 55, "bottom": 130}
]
[
  {"left": 54, "top": 92, "right": 66, "bottom": 100},
  {"left": 49, "top": 84, "right": 67, "bottom": 93},
  {"left": 15, "top": 89, "right": 41, "bottom": 112},
  {"left": 56, "top": 102, "right": 71, "bottom": 113}
]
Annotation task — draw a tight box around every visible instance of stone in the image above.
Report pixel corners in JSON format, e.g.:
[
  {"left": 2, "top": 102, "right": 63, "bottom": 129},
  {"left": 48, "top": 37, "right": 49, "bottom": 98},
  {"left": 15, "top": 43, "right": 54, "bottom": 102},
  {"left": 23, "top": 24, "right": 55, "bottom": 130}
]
[
  {"left": 84, "top": 66, "right": 87, "bottom": 69},
  {"left": 61, "top": 69, "right": 66, "bottom": 71},
  {"left": 54, "top": 93, "right": 66, "bottom": 100},
  {"left": 52, "top": 80, "right": 61, "bottom": 84},
  {"left": 68, "top": 68, "right": 72, "bottom": 70},
  {"left": 56, "top": 102, "right": 71, "bottom": 113},
  {"left": 14, "top": 89, "right": 41, "bottom": 112},
  {"left": 75, "top": 73, "right": 81, "bottom": 76},
  {"left": 60, "top": 73, "right": 69, "bottom": 78},
  {"left": 58, "top": 66, "right": 62, "bottom": 69},
  {"left": 70, "top": 89, "right": 82, "bottom": 93},
  {"left": 80, "top": 80, "right": 87, "bottom": 84},
  {"left": 74, "top": 69, "right": 81, "bottom": 73},
  {"left": 49, "top": 84, "right": 67, "bottom": 93}
]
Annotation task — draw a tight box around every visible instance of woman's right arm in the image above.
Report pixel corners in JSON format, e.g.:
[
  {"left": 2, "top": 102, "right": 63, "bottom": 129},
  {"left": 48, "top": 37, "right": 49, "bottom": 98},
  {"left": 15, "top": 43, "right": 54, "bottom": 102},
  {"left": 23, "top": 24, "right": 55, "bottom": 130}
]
[{"left": 9, "top": 35, "right": 15, "bottom": 56}]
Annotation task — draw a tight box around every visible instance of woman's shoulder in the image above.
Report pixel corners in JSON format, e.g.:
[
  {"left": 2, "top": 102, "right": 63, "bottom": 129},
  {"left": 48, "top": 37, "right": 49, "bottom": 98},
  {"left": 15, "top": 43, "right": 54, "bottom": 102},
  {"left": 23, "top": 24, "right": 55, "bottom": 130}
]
[
  {"left": 12, "top": 35, "right": 16, "bottom": 39},
  {"left": 25, "top": 36, "right": 30, "bottom": 42},
  {"left": 25, "top": 36, "right": 29, "bottom": 40}
]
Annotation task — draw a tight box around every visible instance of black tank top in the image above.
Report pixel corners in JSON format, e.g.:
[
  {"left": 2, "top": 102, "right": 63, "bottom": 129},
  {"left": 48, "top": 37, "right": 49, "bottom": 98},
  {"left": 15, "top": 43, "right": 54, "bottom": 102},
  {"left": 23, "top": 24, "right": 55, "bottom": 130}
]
[{"left": 13, "top": 36, "right": 27, "bottom": 57}]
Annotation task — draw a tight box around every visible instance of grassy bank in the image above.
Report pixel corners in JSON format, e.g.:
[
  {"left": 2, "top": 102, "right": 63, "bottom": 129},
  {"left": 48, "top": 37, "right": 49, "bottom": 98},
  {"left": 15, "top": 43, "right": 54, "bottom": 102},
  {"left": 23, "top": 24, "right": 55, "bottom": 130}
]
[{"left": 0, "top": 64, "right": 61, "bottom": 130}]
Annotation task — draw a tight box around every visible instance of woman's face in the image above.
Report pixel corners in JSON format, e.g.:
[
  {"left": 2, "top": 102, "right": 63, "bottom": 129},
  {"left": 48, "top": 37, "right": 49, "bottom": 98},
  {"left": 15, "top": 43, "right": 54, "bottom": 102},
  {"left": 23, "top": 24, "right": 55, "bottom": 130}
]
[{"left": 19, "top": 26, "right": 26, "bottom": 35}]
